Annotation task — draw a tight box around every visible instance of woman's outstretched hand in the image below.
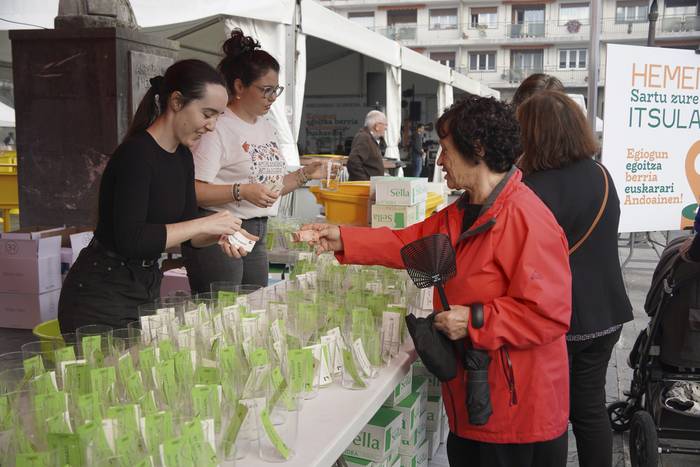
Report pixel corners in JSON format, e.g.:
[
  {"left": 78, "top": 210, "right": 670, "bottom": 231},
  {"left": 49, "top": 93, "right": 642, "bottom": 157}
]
[{"left": 298, "top": 223, "right": 344, "bottom": 254}]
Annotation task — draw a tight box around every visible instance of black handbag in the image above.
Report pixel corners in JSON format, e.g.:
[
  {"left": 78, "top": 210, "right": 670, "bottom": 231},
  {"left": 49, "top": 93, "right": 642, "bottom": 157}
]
[{"left": 405, "top": 312, "right": 457, "bottom": 382}]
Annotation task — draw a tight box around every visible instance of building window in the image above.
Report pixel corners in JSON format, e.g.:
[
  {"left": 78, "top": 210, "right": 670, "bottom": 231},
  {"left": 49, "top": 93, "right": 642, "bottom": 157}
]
[
  {"left": 470, "top": 7, "right": 498, "bottom": 29},
  {"left": 615, "top": 1, "right": 649, "bottom": 23},
  {"left": 559, "top": 3, "right": 590, "bottom": 25},
  {"left": 511, "top": 50, "right": 544, "bottom": 71},
  {"left": 664, "top": 0, "right": 698, "bottom": 17},
  {"left": 559, "top": 48, "right": 587, "bottom": 69},
  {"left": 348, "top": 12, "right": 375, "bottom": 30},
  {"left": 429, "top": 8, "right": 458, "bottom": 30},
  {"left": 468, "top": 51, "right": 497, "bottom": 71},
  {"left": 430, "top": 52, "right": 456, "bottom": 69},
  {"left": 387, "top": 9, "right": 418, "bottom": 26}
]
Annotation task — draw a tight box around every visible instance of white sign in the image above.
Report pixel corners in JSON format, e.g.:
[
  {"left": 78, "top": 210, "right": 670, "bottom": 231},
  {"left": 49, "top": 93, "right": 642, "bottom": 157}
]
[{"left": 602, "top": 44, "right": 700, "bottom": 233}]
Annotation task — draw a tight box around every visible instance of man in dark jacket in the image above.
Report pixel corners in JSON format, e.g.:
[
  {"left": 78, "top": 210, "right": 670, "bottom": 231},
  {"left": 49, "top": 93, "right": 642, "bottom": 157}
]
[{"left": 347, "top": 110, "right": 387, "bottom": 181}]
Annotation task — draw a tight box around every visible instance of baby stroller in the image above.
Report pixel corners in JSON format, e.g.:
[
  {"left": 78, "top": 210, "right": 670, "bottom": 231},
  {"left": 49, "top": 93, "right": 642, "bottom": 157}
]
[{"left": 607, "top": 236, "right": 700, "bottom": 467}]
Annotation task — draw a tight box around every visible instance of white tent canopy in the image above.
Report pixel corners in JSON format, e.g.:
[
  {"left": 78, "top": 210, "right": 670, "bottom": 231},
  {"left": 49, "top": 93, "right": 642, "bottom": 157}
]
[
  {"left": 0, "top": 101, "right": 14, "bottom": 127},
  {"left": 1, "top": 0, "right": 498, "bottom": 164}
]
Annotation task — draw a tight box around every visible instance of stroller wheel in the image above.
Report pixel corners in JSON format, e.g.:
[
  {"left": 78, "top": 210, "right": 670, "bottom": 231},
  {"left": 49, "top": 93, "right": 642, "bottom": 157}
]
[
  {"left": 607, "top": 401, "right": 632, "bottom": 432},
  {"left": 630, "top": 411, "right": 659, "bottom": 467}
]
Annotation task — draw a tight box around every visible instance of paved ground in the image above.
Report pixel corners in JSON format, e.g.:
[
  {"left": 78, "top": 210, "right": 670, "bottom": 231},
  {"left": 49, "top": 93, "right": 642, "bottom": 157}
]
[{"left": 1, "top": 232, "right": 699, "bottom": 466}]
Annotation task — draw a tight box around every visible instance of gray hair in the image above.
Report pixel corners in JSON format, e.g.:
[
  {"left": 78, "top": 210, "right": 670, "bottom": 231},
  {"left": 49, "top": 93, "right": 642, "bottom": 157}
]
[{"left": 364, "top": 110, "right": 386, "bottom": 129}]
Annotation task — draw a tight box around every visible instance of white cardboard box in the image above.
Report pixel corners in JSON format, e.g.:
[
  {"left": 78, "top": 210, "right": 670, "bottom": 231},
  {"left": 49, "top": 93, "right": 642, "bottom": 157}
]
[
  {"left": 400, "top": 410, "right": 427, "bottom": 455},
  {"left": 0, "top": 235, "right": 61, "bottom": 294},
  {"left": 345, "top": 407, "right": 403, "bottom": 462},
  {"left": 427, "top": 429, "right": 440, "bottom": 460},
  {"left": 372, "top": 177, "right": 428, "bottom": 206},
  {"left": 0, "top": 289, "right": 61, "bottom": 329},
  {"left": 371, "top": 202, "right": 426, "bottom": 229},
  {"left": 425, "top": 396, "right": 444, "bottom": 433},
  {"left": 384, "top": 366, "right": 413, "bottom": 407},
  {"left": 400, "top": 437, "right": 429, "bottom": 467}
]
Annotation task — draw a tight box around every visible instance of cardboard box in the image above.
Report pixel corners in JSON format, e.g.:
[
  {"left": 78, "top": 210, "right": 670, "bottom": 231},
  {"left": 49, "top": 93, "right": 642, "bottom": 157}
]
[
  {"left": 400, "top": 437, "right": 429, "bottom": 467},
  {"left": 384, "top": 367, "right": 413, "bottom": 407},
  {"left": 345, "top": 407, "right": 403, "bottom": 462},
  {"left": 400, "top": 410, "right": 427, "bottom": 455},
  {"left": 412, "top": 376, "right": 428, "bottom": 412},
  {"left": 396, "top": 392, "right": 421, "bottom": 438},
  {"left": 343, "top": 454, "right": 396, "bottom": 467},
  {"left": 411, "top": 361, "right": 441, "bottom": 397},
  {"left": 440, "top": 407, "right": 449, "bottom": 443},
  {"left": 372, "top": 177, "right": 428, "bottom": 206},
  {"left": 371, "top": 202, "right": 426, "bottom": 229},
  {"left": 0, "top": 289, "right": 60, "bottom": 329},
  {"left": 427, "top": 428, "right": 440, "bottom": 460},
  {"left": 425, "top": 396, "right": 444, "bottom": 433},
  {"left": 0, "top": 235, "right": 61, "bottom": 294}
]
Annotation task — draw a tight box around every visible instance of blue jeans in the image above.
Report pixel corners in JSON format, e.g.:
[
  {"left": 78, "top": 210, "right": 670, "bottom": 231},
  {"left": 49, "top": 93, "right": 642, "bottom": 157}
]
[
  {"left": 411, "top": 153, "right": 423, "bottom": 177},
  {"left": 182, "top": 216, "right": 269, "bottom": 294}
]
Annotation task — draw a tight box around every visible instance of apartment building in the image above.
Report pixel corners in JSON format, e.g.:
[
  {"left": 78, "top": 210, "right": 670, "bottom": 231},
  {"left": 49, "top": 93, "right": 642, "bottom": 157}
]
[{"left": 318, "top": 0, "right": 700, "bottom": 102}]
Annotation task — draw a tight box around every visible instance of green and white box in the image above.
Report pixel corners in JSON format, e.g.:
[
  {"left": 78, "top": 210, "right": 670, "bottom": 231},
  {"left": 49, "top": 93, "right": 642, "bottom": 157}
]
[
  {"left": 345, "top": 407, "right": 403, "bottom": 462},
  {"left": 425, "top": 395, "right": 444, "bottom": 433},
  {"left": 384, "top": 367, "right": 413, "bottom": 407},
  {"left": 400, "top": 410, "right": 427, "bottom": 455},
  {"left": 412, "top": 375, "right": 428, "bottom": 411},
  {"left": 440, "top": 406, "right": 449, "bottom": 443},
  {"left": 400, "top": 437, "right": 429, "bottom": 467},
  {"left": 372, "top": 177, "right": 428, "bottom": 206},
  {"left": 391, "top": 452, "right": 401, "bottom": 467},
  {"left": 427, "top": 428, "right": 441, "bottom": 460},
  {"left": 411, "top": 361, "right": 441, "bottom": 397},
  {"left": 371, "top": 202, "right": 426, "bottom": 229},
  {"left": 396, "top": 392, "right": 422, "bottom": 438},
  {"left": 344, "top": 451, "right": 397, "bottom": 467}
]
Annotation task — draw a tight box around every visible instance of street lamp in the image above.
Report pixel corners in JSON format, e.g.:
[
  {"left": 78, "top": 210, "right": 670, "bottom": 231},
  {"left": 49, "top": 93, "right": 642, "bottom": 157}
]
[{"left": 647, "top": 0, "right": 658, "bottom": 47}]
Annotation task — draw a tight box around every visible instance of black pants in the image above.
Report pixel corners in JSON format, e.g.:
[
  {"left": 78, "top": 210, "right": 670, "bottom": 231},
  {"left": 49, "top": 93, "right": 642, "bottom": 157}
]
[
  {"left": 58, "top": 243, "right": 161, "bottom": 333},
  {"left": 182, "top": 216, "right": 269, "bottom": 294},
  {"left": 446, "top": 431, "right": 568, "bottom": 467},
  {"left": 567, "top": 328, "right": 622, "bottom": 467}
]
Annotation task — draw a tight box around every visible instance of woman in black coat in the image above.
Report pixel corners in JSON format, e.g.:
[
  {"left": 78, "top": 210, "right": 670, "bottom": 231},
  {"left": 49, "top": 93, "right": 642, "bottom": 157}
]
[{"left": 516, "top": 90, "right": 634, "bottom": 467}]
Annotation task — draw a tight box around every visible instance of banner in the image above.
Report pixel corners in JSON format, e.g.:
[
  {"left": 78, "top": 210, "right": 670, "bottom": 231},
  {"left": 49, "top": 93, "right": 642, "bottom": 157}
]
[{"left": 602, "top": 44, "right": 700, "bottom": 233}]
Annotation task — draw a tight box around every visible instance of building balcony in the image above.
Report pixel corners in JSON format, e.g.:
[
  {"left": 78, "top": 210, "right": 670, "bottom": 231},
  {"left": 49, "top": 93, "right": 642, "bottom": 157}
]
[
  {"left": 456, "top": 66, "right": 606, "bottom": 89},
  {"left": 368, "top": 15, "right": 699, "bottom": 47}
]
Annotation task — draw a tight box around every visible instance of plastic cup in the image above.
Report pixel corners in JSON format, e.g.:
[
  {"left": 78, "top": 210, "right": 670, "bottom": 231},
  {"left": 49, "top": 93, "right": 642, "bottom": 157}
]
[
  {"left": 256, "top": 394, "right": 301, "bottom": 462},
  {"left": 0, "top": 352, "right": 25, "bottom": 374},
  {"left": 21, "top": 340, "right": 57, "bottom": 372},
  {"left": 75, "top": 324, "right": 113, "bottom": 367}
]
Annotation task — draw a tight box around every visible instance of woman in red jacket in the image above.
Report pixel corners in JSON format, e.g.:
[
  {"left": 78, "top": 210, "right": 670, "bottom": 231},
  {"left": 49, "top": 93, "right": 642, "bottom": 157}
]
[{"left": 301, "top": 96, "right": 572, "bottom": 467}]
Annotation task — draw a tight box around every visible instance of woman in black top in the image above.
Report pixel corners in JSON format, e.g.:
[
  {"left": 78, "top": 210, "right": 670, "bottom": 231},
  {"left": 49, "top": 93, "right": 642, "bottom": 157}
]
[
  {"left": 516, "top": 90, "right": 634, "bottom": 467},
  {"left": 58, "top": 60, "right": 253, "bottom": 332}
]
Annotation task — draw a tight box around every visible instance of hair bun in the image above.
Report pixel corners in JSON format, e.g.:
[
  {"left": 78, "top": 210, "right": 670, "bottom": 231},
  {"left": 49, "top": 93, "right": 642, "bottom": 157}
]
[{"left": 223, "top": 28, "right": 261, "bottom": 59}]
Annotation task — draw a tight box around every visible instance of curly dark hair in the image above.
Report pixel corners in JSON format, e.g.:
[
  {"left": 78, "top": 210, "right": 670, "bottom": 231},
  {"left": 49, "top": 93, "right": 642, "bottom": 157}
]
[{"left": 436, "top": 95, "right": 520, "bottom": 173}]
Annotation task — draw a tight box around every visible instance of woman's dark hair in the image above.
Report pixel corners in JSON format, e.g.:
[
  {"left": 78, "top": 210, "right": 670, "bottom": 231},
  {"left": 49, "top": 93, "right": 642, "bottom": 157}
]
[
  {"left": 218, "top": 29, "right": 280, "bottom": 96},
  {"left": 436, "top": 95, "right": 520, "bottom": 173},
  {"left": 511, "top": 73, "right": 564, "bottom": 108},
  {"left": 126, "top": 59, "right": 225, "bottom": 140},
  {"left": 516, "top": 90, "right": 599, "bottom": 175}
]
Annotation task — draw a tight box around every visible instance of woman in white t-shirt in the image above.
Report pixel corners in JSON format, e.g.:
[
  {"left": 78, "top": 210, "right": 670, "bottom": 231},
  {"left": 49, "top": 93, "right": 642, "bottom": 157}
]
[{"left": 182, "top": 29, "right": 324, "bottom": 292}]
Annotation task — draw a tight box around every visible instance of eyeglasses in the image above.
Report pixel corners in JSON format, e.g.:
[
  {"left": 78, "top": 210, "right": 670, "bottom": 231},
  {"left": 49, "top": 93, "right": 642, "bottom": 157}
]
[{"left": 253, "top": 84, "right": 285, "bottom": 99}]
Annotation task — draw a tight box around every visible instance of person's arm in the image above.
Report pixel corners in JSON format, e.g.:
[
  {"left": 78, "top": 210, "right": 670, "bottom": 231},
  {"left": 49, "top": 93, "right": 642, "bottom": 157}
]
[
  {"left": 300, "top": 207, "right": 450, "bottom": 268},
  {"left": 466, "top": 206, "right": 571, "bottom": 351}
]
